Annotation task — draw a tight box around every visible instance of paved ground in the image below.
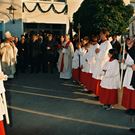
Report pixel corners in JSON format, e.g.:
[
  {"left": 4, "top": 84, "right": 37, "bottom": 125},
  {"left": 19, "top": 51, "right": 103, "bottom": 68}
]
[{"left": 3, "top": 72, "right": 135, "bottom": 135}]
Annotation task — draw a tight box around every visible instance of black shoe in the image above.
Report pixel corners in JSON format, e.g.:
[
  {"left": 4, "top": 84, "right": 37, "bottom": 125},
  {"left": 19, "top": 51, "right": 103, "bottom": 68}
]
[
  {"left": 94, "top": 96, "right": 99, "bottom": 100},
  {"left": 43, "top": 70, "right": 48, "bottom": 73},
  {"left": 81, "top": 90, "right": 90, "bottom": 94},
  {"left": 125, "top": 109, "right": 131, "bottom": 114},
  {"left": 88, "top": 91, "right": 93, "bottom": 94},
  {"left": 129, "top": 128, "right": 135, "bottom": 133},
  {"left": 102, "top": 105, "right": 108, "bottom": 109},
  {"left": 36, "top": 70, "right": 40, "bottom": 73},
  {"left": 105, "top": 105, "right": 113, "bottom": 110},
  {"left": 22, "top": 71, "right": 25, "bottom": 73},
  {"left": 125, "top": 109, "right": 135, "bottom": 115},
  {"left": 50, "top": 70, "right": 53, "bottom": 74}
]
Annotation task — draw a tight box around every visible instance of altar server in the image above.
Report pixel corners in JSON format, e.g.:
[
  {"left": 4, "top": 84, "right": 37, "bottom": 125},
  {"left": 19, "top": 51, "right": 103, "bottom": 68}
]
[
  {"left": 92, "top": 28, "right": 112, "bottom": 98},
  {"left": 99, "top": 49, "right": 120, "bottom": 110}
]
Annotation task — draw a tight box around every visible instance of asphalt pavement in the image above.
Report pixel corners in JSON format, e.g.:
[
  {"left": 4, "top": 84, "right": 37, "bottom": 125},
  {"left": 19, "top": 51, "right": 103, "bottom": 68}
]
[{"left": 3, "top": 72, "right": 135, "bottom": 135}]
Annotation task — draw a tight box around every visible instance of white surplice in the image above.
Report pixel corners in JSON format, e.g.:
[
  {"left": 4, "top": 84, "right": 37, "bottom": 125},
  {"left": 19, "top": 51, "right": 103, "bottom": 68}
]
[
  {"left": 57, "top": 41, "right": 74, "bottom": 79},
  {"left": 92, "top": 40, "right": 112, "bottom": 80},
  {"left": 123, "top": 54, "right": 134, "bottom": 90}
]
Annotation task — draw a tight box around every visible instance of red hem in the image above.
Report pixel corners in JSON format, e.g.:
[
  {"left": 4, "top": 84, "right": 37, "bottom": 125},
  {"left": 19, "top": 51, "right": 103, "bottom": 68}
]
[
  {"left": 122, "top": 87, "right": 135, "bottom": 109},
  {"left": 72, "top": 68, "right": 80, "bottom": 81},
  {"left": 0, "top": 121, "right": 5, "bottom": 135},
  {"left": 99, "top": 87, "right": 118, "bottom": 105}
]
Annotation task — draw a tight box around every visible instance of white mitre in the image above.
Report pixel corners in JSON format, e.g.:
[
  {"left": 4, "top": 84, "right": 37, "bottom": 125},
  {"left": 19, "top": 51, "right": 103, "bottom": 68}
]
[{"left": 5, "top": 31, "right": 12, "bottom": 39}]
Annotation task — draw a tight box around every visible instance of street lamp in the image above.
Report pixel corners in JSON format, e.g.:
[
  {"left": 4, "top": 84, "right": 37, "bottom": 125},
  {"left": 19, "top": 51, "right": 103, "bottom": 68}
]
[{"left": 7, "top": 5, "right": 16, "bottom": 24}]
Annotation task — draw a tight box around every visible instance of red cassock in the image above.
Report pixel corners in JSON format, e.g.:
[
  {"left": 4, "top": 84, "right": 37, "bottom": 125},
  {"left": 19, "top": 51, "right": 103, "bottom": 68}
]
[
  {"left": 95, "top": 80, "right": 101, "bottom": 96},
  {"left": 72, "top": 68, "right": 80, "bottom": 82},
  {"left": 80, "top": 72, "right": 88, "bottom": 87},
  {"left": 85, "top": 73, "right": 93, "bottom": 92},
  {"left": 99, "top": 87, "right": 118, "bottom": 105},
  {"left": 80, "top": 71, "right": 85, "bottom": 85},
  {"left": 0, "top": 121, "right": 5, "bottom": 135},
  {"left": 122, "top": 87, "right": 135, "bottom": 109},
  {"left": 89, "top": 77, "right": 97, "bottom": 93},
  {"left": 90, "top": 78, "right": 101, "bottom": 96}
]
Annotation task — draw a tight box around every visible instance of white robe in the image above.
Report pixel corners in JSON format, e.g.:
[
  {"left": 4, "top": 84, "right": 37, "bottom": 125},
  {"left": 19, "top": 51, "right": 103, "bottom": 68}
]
[
  {"left": 57, "top": 41, "right": 74, "bottom": 79},
  {"left": 100, "top": 59, "right": 120, "bottom": 89},
  {"left": 92, "top": 40, "right": 112, "bottom": 80},
  {"left": 86, "top": 43, "right": 100, "bottom": 74},
  {"left": 123, "top": 54, "right": 134, "bottom": 90},
  {"left": 81, "top": 45, "right": 92, "bottom": 73},
  {"left": 79, "top": 47, "right": 87, "bottom": 67},
  {"left": 0, "top": 42, "right": 18, "bottom": 78},
  {"left": 72, "top": 47, "right": 88, "bottom": 70},
  {"left": 72, "top": 49, "right": 80, "bottom": 69},
  {"left": 0, "top": 63, "right": 6, "bottom": 121}
]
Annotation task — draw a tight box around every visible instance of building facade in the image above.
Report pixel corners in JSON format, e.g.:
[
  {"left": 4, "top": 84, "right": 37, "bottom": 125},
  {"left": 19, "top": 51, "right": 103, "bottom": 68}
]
[
  {"left": 0, "top": 0, "right": 83, "bottom": 38},
  {"left": 0, "top": 0, "right": 134, "bottom": 39},
  {"left": 129, "top": 0, "right": 135, "bottom": 37}
]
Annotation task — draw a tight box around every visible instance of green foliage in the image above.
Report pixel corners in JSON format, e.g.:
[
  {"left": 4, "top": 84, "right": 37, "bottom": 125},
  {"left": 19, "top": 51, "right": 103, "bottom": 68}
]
[{"left": 73, "top": 0, "right": 134, "bottom": 37}]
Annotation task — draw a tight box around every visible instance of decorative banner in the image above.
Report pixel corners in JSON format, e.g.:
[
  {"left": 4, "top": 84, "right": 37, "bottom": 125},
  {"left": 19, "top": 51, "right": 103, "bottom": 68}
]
[{"left": 22, "top": 2, "right": 68, "bottom": 14}]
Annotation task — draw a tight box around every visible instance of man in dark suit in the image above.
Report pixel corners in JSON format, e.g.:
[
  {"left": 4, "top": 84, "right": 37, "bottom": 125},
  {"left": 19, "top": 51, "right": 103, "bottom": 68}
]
[
  {"left": 45, "top": 34, "right": 58, "bottom": 73},
  {"left": 111, "top": 35, "right": 121, "bottom": 58}
]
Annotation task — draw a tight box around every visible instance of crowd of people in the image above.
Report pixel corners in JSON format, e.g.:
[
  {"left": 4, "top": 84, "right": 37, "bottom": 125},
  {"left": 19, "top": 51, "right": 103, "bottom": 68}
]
[
  {"left": 0, "top": 29, "right": 134, "bottom": 111},
  {"left": 56, "top": 28, "right": 135, "bottom": 118},
  {"left": 71, "top": 29, "right": 135, "bottom": 112},
  {"left": 0, "top": 31, "right": 63, "bottom": 77},
  {"left": 0, "top": 27, "right": 135, "bottom": 134}
]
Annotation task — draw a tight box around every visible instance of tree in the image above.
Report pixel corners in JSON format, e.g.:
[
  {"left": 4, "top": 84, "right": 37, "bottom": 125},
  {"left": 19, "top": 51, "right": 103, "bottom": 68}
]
[{"left": 73, "top": 0, "right": 134, "bottom": 37}]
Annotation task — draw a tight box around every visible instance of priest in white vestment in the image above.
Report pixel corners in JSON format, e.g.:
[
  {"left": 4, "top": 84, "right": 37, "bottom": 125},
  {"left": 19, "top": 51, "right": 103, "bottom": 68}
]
[
  {"left": 0, "top": 31, "right": 18, "bottom": 78},
  {"left": 57, "top": 35, "right": 74, "bottom": 79}
]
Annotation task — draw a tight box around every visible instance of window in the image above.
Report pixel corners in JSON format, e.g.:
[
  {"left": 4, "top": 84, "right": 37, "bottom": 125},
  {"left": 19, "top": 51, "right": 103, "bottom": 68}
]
[
  {"left": 37, "top": 0, "right": 66, "bottom": 2},
  {"left": 38, "top": 0, "right": 52, "bottom": 1},
  {"left": 24, "top": 23, "right": 66, "bottom": 35},
  {"left": 0, "top": 21, "right": 3, "bottom": 40},
  {"left": 54, "top": 0, "right": 66, "bottom": 2}
]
